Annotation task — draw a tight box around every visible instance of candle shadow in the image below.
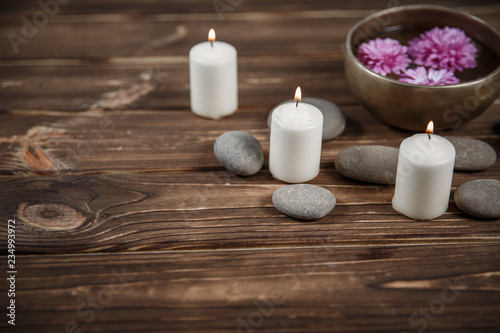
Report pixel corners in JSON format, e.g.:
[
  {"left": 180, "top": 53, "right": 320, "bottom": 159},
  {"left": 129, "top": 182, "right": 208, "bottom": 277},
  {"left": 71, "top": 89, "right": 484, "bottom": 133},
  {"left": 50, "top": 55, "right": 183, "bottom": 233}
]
[
  {"left": 493, "top": 121, "right": 500, "bottom": 149},
  {"left": 494, "top": 121, "right": 500, "bottom": 133},
  {"left": 342, "top": 114, "right": 363, "bottom": 136}
]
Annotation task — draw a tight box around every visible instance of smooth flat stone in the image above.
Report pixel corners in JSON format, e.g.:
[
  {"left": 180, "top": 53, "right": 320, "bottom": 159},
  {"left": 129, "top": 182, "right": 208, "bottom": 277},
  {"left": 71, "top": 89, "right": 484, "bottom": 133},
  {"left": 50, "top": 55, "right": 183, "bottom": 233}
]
[
  {"left": 268, "top": 97, "right": 346, "bottom": 141},
  {"left": 445, "top": 136, "right": 497, "bottom": 171},
  {"left": 454, "top": 179, "right": 500, "bottom": 219},
  {"left": 335, "top": 145, "right": 399, "bottom": 184},
  {"left": 214, "top": 131, "right": 264, "bottom": 176},
  {"left": 272, "top": 184, "right": 336, "bottom": 220}
]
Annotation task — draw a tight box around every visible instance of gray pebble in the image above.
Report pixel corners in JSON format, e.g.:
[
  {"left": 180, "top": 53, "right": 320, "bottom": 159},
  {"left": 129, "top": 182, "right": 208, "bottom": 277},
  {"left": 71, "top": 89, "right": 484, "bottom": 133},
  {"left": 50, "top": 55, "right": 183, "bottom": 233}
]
[
  {"left": 214, "top": 131, "right": 263, "bottom": 176},
  {"left": 335, "top": 145, "right": 399, "bottom": 184},
  {"left": 268, "top": 97, "right": 346, "bottom": 141},
  {"left": 272, "top": 184, "right": 336, "bottom": 220},
  {"left": 454, "top": 179, "right": 500, "bottom": 219},
  {"left": 445, "top": 136, "right": 497, "bottom": 171}
]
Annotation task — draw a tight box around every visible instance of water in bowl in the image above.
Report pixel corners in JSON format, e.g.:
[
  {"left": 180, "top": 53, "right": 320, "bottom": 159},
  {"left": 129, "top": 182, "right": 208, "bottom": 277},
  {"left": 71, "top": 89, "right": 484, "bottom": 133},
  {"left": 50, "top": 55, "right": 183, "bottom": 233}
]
[{"left": 357, "top": 25, "right": 499, "bottom": 83}]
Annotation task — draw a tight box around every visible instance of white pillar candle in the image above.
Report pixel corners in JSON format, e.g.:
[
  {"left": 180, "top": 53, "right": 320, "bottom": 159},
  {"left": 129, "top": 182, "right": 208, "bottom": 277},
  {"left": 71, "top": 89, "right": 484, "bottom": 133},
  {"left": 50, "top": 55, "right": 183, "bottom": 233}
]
[
  {"left": 392, "top": 121, "right": 456, "bottom": 220},
  {"left": 269, "top": 87, "right": 324, "bottom": 183},
  {"left": 189, "top": 29, "right": 238, "bottom": 119}
]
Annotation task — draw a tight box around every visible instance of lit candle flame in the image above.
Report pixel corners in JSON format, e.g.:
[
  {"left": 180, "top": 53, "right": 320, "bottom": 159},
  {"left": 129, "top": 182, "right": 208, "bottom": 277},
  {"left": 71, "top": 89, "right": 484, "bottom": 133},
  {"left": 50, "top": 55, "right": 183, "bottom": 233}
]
[
  {"left": 426, "top": 121, "right": 434, "bottom": 139},
  {"left": 294, "top": 86, "right": 301, "bottom": 107},
  {"left": 426, "top": 121, "right": 434, "bottom": 134},
  {"left": 208, "top": 29, "right": 216, "bottom": 43}
]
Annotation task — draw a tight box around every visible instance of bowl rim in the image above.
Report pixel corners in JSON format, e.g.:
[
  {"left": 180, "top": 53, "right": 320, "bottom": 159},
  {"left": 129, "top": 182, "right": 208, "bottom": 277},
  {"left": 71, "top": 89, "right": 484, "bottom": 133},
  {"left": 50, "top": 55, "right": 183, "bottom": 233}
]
[{"left": 346, "top": 4, "right": 500, "bottom": 89}]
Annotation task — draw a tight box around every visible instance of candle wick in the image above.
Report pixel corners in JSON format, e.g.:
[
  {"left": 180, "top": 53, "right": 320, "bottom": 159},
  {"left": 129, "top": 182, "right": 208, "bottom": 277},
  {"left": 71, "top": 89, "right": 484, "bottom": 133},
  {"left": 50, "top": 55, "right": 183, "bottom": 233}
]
[
  {"left": 210, "top": 41, "right": 213, "bottom": 48},
  {"left": 427, "top": 133, "right": 431, "bottom": 140},
  {"left": 296, "top": 100, "right": 299, "bottom": 108}
]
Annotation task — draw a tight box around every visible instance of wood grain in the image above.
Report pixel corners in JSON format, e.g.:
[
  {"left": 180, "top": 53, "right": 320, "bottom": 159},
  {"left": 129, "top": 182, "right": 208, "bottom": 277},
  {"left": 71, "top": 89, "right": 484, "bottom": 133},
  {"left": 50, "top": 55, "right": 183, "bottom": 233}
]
[
  {"left": 0, "top": 104, "right": 498, "bottom": 175},
  {"left": 1, "top": 10, "right": 499, "bottom": 59},
  {"left": 3, "top": 0, "right": 499, "bottom": 17},
  {"left": 0, "top": 98, "right": 498, "bottom": 255},
  {"left": 0, "top": 59, "right": 351, "bottom": 111},
  {"left": 1, "top": 164, "right": 500, "bottom": 253},
  {"left": 2, "top": 244, "right": 499, "bottom": 332},
  {"left": 0, "top": 0, "right": 499, "bottom": 331}
]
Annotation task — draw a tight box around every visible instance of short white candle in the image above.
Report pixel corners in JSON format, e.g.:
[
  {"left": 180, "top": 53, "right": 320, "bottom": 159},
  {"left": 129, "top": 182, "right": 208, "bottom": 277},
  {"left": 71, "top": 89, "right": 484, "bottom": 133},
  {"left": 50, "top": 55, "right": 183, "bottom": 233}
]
[
  {"left": 269, "top": 87, "right": 324, "bottom": 183},
  {"left": 189, "top": 29, "right": 238, "bottom": 119},
  {"left": 392, "top": 121, "right": 456, "bottom": 220}
]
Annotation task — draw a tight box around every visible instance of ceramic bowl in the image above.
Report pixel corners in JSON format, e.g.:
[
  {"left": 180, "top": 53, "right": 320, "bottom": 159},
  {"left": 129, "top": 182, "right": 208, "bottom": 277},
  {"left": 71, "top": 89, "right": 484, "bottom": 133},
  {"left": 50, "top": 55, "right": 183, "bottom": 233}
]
[{"left": 345, "top": 5, "right": 500, "bottom": 131}]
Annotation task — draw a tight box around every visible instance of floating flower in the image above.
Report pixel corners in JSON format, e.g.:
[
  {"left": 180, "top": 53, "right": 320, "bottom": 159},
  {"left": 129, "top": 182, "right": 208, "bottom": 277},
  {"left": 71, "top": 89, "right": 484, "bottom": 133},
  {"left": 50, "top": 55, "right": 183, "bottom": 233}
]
[
  {"left": 408, "top": 26, "right": 478, "bottom": 72},
  {"left": 356, "top": 38, "right": 411, "bottom": 76},
  {"left": 399, "top": 66, "right": 461, "bottom": 85}
]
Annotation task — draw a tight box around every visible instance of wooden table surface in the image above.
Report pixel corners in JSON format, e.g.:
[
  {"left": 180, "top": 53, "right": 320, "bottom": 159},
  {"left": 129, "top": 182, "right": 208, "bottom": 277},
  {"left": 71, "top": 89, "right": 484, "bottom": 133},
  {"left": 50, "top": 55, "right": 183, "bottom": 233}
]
[{"left": 1, "top": 0, "right": 499, "bottom": 332}]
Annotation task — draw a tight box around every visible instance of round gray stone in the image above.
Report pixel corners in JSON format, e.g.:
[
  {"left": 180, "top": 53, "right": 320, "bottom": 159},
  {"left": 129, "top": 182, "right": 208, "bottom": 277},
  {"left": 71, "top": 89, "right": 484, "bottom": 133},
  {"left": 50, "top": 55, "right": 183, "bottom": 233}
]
[
  {"left": 268, "top": 97, "right": 346, "bottom": 141},
  {"left": 335, "top": 145, "right": 399, "bottom": 184},
  {"left": 272, "top": 184, "right": 336, "bottom": 220},
  {"left": 214, "top": 131, "right": 264, "bottom": 176},
  {"left": 454, "top": 179, "right": 500, "bottom": 219},
  {"left": 445, "top": 136, "right": 497, "bottom": 171}
]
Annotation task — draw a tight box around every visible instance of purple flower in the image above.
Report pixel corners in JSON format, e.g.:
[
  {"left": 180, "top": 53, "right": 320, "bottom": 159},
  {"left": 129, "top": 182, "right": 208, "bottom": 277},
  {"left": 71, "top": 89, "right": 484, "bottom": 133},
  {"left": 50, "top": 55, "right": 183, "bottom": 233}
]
[
  {"left": 408, "top": 27, "right": 478, "bottom": 72},
  {"left": 357, "top": 38, "right": 411, "bottom": 76},
  {"left": 399, "top": 66, "right": 461, "bottom": 85}
]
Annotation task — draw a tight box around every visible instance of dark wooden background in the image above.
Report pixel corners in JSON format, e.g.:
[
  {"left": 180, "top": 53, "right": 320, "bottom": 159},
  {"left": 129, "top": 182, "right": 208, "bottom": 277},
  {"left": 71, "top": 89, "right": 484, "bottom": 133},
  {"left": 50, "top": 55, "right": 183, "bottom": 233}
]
[{"left": 0, "top": 0, "right": 499, "bottom": 332}]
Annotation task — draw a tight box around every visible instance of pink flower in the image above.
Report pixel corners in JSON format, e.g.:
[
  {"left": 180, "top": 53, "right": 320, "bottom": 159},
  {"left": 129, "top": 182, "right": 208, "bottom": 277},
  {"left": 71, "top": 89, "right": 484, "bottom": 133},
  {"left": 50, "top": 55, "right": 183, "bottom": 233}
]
[
  {"left": 356, "top": 38, "right": 411, "bottom": 76},
  {"left": 408, "top": 27, "right": 478, "bottom": 72},
  {"left": 399, "top": 66, "right": 461, "bottom": 85}
]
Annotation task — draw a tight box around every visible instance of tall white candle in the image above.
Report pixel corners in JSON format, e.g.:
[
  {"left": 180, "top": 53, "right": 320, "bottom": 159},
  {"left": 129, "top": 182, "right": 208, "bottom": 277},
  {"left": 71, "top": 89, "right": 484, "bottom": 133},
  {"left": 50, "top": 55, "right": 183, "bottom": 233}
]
[
  {"left": 269, "top": 87, "right": 323, "bottom": 183},
  {"left": 392, "top": 121, "right": 456, "bottom": 220},
  {"left": 189, "top": 29, "right": 238, "bottom": 119}
]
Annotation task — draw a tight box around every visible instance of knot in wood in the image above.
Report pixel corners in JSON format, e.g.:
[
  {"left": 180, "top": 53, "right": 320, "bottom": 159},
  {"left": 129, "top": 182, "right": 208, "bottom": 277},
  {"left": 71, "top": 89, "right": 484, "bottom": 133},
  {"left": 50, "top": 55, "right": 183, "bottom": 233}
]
[{"left": 18, "top": 202, "right": 86, "bottom": 231}]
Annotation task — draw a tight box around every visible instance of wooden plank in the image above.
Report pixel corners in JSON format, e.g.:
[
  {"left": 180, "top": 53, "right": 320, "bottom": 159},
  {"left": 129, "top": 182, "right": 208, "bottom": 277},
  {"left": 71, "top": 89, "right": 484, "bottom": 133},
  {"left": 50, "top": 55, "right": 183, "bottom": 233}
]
[
  {"left": 1, "top": 58, "right": 499, "bottom": 112},
  {"left": 0, "top": 104, "right": 498, "bottom": 175},
  {"left": 1, "top": 163, "right": 499, "bottom": 253},
  {"left": 3, "top": 0, "right": 499, "bottom": 17},
  {"left": 0, "top": 17, "right": 363, "bottom": 59},
  {"left": 2, "top": 11, "right": 499, "bottom": 59},
  {"left": 3, "top": 244, "right": 500, "bottom": 332},
  {"left": 0, "top": 58, "right": 352, "bottom": 111}
]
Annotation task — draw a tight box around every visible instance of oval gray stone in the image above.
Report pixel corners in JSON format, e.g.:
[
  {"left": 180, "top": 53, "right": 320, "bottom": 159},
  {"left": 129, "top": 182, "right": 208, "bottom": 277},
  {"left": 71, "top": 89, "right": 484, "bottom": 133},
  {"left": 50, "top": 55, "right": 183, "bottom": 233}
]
[
  {"left": 335, "top": 145, "right": 399, "bottom": 184},
  {"left": 268, "top": 97, "right": 346, "bottom": 141},
  {"left": 445, "top": 136, "right": 497, "bottom": 171},
  {"left": 214, "top": 131, "right": 264, "bottom": 176},
  {"left": 454, "top": 179, "right": 500, "bottom": 219},
  {"left": 272, "top": 184, "right": 336, "bottom": 220}
]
